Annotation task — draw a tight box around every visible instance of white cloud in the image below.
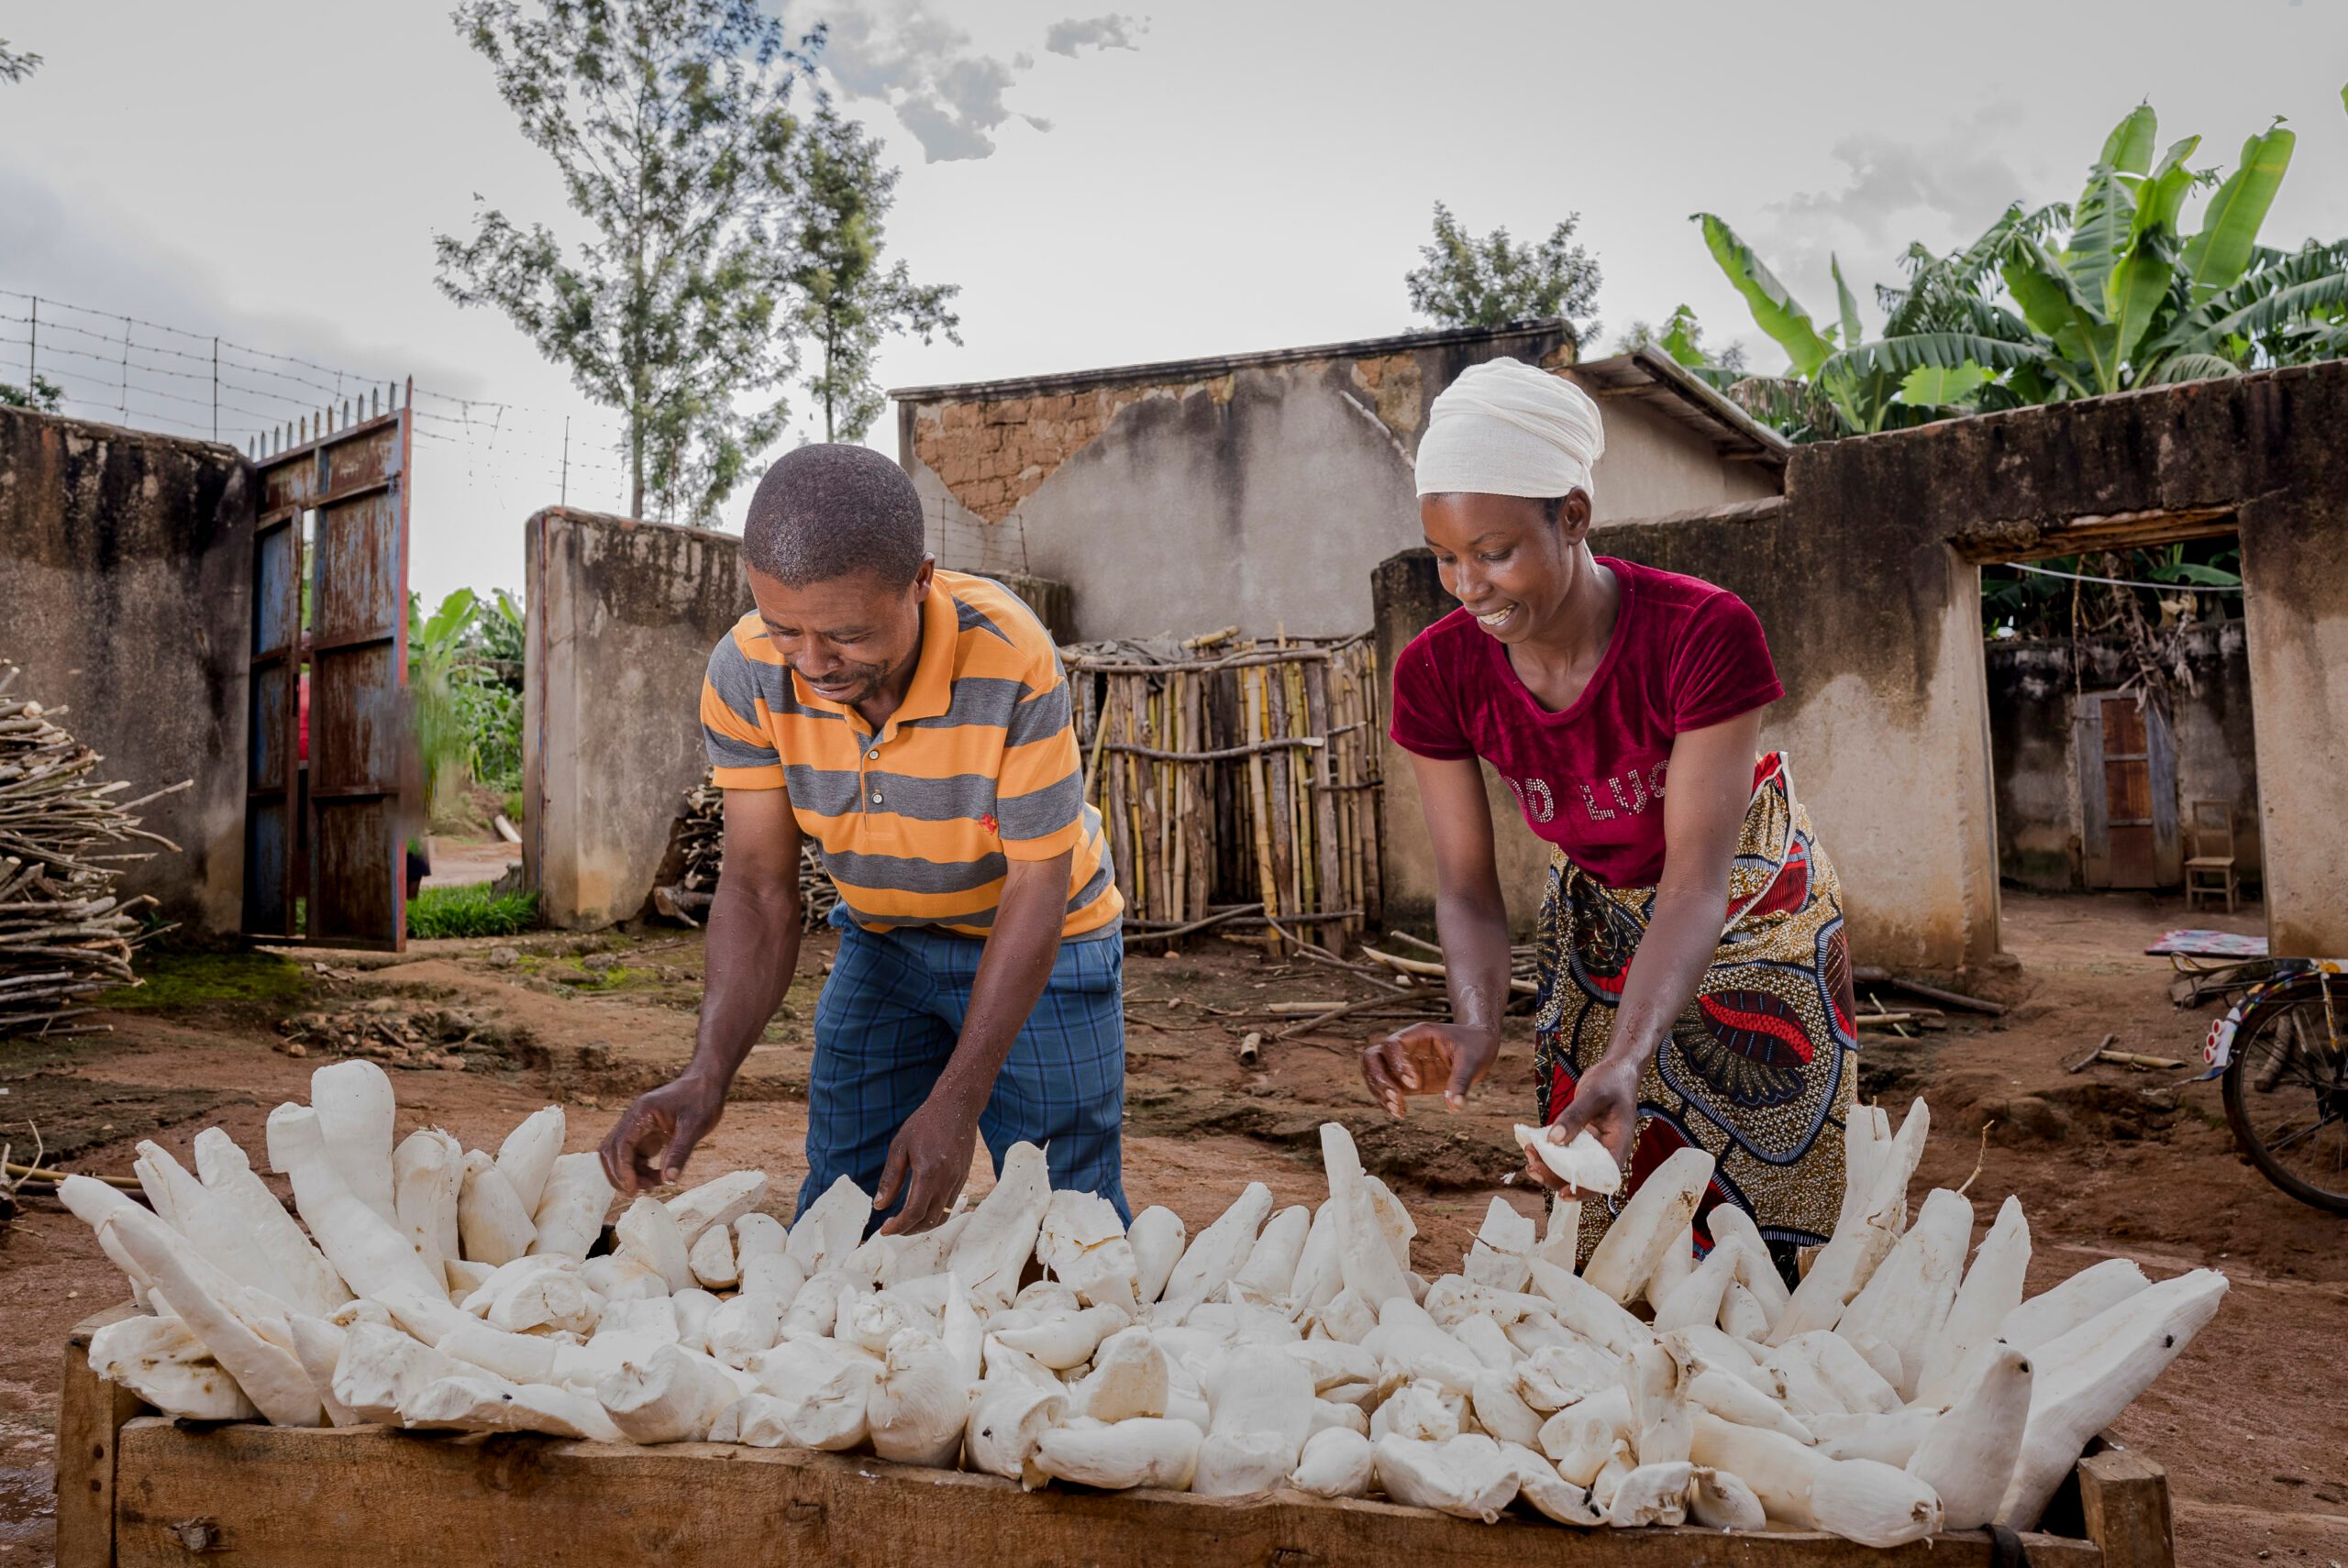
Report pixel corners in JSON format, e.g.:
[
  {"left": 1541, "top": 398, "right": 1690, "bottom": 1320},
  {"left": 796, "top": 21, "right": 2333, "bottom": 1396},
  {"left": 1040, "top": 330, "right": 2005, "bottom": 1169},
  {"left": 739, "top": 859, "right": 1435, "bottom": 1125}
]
[
  {"left": 1044, "top": 15, "right": 1146, "bottom": 56},
  {"left": 1741, "top": 105, "right": 2035, "bottom": 326},
  {"left": 809, "top": 4, "right": 1145, "bottom": 162},
  {"left": 816, "top": 4, "right": 1036, "bottom": 163}
]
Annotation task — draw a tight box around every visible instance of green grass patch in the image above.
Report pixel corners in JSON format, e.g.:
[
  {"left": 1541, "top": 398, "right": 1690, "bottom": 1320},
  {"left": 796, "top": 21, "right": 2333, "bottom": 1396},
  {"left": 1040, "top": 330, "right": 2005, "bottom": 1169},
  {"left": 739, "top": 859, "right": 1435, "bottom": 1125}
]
[
  {"left": 98, "top": 950, "right": 308, "bottom": 1010},
  {"left": 408, "top": 884, "right": 539, "bottom": 940}
]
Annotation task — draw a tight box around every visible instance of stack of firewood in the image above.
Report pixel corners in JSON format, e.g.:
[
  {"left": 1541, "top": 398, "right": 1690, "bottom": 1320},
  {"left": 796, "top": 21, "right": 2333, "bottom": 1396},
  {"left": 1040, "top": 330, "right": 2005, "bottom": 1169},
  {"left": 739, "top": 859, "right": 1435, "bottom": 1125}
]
[
  {"left": 0, "top": 661, "right": 188, "bottom": 1037},
  {"left": 650, "top": 771, "right": 836, "bottom": 931}
]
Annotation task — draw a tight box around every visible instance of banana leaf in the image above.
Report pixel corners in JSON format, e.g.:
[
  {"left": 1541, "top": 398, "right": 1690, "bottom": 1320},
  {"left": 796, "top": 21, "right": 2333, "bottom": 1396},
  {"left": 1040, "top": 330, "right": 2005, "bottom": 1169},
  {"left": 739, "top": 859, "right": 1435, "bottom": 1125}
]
[
  {"left": 2108, "top": 228, "right": 2183, "bottom": 376},
  {"left": 2180, "top": 123, "right": 2295, "bottom": 304},
  {"left": 1696, "top": 213, "right": 1833, "bottom": 378},
  {"left": 1833, "top": 257, "right": 1865, "bottom": 359},
  {"left": 1899, "top": 362, "right": 1993, "bottom": 406}
]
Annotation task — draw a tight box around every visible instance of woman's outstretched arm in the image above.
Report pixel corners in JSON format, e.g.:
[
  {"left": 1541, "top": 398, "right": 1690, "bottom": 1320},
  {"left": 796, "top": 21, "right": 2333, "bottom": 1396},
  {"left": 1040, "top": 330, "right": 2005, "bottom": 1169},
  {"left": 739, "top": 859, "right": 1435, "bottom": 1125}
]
[{"left": 1359, "top": 752, "right": 1514, "bottom": 1115}]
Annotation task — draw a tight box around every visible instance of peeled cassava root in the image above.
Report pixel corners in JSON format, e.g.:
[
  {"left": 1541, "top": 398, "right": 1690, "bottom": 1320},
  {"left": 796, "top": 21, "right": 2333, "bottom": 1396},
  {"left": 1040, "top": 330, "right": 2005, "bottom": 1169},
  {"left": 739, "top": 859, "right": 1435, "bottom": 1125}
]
[{"left": 65, "top": 1073, "right": 2217, "bottom": 1545}]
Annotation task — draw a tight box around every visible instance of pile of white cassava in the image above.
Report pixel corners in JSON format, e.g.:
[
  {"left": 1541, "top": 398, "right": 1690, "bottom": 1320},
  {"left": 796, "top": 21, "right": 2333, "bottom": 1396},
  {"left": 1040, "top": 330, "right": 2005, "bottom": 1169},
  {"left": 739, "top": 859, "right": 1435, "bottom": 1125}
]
[{"left": 62, "top": 1066, "right": 2223, "bottom": 1546}]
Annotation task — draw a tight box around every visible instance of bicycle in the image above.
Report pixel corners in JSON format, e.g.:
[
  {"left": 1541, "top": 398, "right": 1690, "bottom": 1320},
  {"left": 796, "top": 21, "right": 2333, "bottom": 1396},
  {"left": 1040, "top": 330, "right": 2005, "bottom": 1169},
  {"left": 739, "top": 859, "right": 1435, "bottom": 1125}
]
[{"left": 2198, "top": 958, "right": 2348, "bottom": 1215}]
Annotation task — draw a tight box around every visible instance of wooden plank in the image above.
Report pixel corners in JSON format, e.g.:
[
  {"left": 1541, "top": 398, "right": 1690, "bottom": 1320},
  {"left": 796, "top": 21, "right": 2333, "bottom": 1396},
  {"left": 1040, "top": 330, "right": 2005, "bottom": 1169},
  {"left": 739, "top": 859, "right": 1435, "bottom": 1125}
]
[
  {"left": 112, "top": 1420, "right": 2105, "bottom": 1568},
  {"left": 58, "top": 1305, "right": 148, "bottom": 1568},
  {"left": 2079, "top": 1448, "right": 2175, "bottom": 1568}
]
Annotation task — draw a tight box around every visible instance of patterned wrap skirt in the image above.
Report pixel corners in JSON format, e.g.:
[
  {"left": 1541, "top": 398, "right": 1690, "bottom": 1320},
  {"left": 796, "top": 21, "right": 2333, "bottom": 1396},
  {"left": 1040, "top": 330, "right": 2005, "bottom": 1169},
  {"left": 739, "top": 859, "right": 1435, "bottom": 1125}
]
[{"left": 1532, "top": 753, "right": 1856, "bottom": 1259}]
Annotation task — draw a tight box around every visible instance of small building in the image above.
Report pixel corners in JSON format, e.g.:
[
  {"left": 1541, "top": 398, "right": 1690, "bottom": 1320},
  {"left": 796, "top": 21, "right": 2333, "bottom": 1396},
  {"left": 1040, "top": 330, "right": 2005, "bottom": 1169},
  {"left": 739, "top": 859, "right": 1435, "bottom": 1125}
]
[{"left": 889, "top": 323, "right": 1789, "bottom": 642}]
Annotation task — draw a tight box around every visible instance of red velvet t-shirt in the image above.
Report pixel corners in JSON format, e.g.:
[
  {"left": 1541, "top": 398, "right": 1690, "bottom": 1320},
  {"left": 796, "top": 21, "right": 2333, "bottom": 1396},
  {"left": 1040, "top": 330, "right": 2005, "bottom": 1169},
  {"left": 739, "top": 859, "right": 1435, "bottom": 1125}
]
[{"left": 1388, "top": 558, "right": 1782, "bottom": 888}]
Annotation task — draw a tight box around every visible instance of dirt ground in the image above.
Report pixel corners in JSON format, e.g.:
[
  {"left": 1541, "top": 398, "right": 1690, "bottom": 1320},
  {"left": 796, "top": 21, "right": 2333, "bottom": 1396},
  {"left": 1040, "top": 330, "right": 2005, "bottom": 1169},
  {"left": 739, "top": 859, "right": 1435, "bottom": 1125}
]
[{"left": 1, "top": 889, "right": 2341, "bottom": 1564}]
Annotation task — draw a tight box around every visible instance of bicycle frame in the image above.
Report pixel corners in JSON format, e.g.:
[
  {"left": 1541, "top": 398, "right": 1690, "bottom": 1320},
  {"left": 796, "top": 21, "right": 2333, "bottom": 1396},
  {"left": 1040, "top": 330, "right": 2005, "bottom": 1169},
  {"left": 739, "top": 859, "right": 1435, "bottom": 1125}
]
[{"left": 2199, "top": 957, "right": 2345, "bottom": 1079}]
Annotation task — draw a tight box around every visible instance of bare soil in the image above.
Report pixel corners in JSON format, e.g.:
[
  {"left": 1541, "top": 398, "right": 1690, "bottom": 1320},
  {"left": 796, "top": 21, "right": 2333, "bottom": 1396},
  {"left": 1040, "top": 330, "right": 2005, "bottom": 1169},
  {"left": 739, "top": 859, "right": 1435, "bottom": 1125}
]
[{"left": 1, "top": 892, "right": 2340, "bottom": 1565}]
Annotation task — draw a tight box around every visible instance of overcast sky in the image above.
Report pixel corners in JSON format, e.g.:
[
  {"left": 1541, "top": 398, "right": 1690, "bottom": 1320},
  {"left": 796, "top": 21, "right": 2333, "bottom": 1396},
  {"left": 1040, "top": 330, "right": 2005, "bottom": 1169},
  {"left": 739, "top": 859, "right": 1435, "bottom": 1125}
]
[{"left": 4, "top": 1, "right": 2345, "bottom": 603}]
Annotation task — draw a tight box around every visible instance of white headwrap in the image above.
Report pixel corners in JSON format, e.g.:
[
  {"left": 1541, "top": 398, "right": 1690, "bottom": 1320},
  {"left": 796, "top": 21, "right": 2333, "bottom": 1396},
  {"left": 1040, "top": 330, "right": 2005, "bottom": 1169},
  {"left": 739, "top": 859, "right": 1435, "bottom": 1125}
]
[{"left": 1412, "top": 357, "right": 1606, "bottom": 500}]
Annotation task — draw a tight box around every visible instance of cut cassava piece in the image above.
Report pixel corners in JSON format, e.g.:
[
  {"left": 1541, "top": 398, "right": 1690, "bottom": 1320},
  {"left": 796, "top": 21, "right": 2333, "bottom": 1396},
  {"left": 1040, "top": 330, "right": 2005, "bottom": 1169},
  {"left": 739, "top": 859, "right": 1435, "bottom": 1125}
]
[{"left": 1510, "top": 1125, "right": 1622, "bottom": 1195}]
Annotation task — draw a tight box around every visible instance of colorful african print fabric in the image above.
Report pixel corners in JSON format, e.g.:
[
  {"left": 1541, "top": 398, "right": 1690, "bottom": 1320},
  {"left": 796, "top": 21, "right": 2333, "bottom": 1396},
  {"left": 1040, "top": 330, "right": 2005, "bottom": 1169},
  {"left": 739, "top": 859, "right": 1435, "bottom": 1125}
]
[{"left": 1532, "top": 753, "right": 1856, "bottom": 1258}]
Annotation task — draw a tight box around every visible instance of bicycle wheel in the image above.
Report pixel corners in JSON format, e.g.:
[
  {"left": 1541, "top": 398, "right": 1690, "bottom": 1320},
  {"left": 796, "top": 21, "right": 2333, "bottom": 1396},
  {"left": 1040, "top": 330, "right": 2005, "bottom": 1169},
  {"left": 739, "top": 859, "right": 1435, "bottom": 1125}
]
[{"left": 2221, "top": 988, "right": 2348, "bottom": 1215}]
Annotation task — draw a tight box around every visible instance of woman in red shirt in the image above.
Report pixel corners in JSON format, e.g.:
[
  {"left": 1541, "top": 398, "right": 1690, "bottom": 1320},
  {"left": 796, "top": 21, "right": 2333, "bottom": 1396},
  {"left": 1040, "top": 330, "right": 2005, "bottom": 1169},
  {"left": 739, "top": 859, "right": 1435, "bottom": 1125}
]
[{"left": 1362, "top": 359, "right": 1855, "bottom": 1275}]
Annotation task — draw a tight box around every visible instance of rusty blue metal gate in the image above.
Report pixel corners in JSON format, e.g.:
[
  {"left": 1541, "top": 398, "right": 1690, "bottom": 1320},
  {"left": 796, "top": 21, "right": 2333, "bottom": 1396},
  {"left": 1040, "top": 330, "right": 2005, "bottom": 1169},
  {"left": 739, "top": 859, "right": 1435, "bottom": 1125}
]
[{"left": 243, "top": 389, "right": 413, "bottom": 948}]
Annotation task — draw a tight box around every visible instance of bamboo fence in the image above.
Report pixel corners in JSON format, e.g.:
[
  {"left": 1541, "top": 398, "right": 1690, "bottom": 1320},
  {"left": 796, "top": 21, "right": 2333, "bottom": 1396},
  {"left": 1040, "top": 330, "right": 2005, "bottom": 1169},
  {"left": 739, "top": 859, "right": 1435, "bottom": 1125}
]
[
  {"left": 0, "top": 661, "right": 188, "bottom": 1037},
  {"left": 1067, "top": 630, "right": 1382, "bottom": 950}
]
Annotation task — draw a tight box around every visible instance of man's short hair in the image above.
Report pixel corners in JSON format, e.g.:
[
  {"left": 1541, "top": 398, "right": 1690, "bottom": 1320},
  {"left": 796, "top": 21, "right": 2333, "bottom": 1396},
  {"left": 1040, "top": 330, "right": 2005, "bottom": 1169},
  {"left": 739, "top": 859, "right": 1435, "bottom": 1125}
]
[{"left": 742, "top": 444, "right": 927, "bottom": 589}]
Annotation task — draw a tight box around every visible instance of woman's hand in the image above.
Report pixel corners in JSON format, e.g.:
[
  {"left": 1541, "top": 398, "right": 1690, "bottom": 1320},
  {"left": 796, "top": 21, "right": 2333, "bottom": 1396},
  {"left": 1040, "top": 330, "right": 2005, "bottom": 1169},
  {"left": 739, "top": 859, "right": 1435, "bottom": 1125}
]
[
  {"left": 1533, "top": 1051, "right": 1643, "bottom": 1193},
  {"left": 1359, "top": 1022, "right": 1501, "bottom": 1117}
]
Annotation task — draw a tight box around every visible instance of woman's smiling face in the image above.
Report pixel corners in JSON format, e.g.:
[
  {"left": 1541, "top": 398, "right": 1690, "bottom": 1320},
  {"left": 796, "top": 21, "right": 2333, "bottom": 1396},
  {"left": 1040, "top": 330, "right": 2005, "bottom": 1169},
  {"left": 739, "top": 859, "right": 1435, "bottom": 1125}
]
[{"left": 1419, "top": 490, "right": 1590, "bottom": 644}]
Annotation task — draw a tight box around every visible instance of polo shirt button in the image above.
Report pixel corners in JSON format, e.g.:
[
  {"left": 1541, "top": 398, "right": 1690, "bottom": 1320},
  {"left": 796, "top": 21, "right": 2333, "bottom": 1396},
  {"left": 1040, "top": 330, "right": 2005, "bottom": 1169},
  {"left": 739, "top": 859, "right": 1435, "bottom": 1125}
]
[
  {"left": 870, "top": 792, "right": 883, "bottom": 805},
  {"left": 868, "top": 748, "right": 879, "bottom": 760}
]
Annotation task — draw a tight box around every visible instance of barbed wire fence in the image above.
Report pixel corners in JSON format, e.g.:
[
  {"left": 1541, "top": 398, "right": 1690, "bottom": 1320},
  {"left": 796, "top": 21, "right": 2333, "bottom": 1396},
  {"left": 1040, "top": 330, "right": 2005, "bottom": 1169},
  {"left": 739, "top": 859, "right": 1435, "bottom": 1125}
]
[{"left": 0, "top": 286, "right": 641, "bottom": 521}]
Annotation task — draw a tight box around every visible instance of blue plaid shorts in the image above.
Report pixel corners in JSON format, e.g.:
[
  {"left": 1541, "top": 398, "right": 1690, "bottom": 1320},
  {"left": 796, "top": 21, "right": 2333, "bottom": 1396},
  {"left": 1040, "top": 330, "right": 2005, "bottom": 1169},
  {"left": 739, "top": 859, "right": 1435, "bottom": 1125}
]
[{"left": 798, "top": 908, "right": 1129, "bottom": 1226}]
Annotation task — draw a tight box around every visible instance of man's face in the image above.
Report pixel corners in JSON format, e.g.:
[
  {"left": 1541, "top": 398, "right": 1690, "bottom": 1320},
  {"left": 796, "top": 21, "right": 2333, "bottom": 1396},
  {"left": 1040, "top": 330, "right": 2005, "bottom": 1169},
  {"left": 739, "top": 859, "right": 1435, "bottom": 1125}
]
[{"left": 748, "top": 558, "right": 933, "bottom": 709}]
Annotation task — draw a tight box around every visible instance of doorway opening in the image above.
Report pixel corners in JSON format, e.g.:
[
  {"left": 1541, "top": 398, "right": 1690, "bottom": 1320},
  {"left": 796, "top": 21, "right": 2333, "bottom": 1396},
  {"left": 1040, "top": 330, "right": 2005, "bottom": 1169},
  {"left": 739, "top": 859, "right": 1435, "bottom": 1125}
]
[{"left": 1973, "top": 518, "right": 2265, "bottom": 969}]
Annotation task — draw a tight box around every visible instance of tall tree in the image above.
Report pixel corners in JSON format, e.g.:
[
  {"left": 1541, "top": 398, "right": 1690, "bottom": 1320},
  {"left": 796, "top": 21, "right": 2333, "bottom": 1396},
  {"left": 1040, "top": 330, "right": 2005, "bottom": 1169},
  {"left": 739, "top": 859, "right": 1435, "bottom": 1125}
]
[
  {"left": 1614, "top": 304, "right": 1747, "bottom": 386},
  {"left": 1405, "top": 202, "right": 1602, "bottom": 342},
  {"left": 437, "top": 0, "right": 819, "bottom": 523},
  {"left": 789, "top": 104, "right": 961, "bottom": 443}
]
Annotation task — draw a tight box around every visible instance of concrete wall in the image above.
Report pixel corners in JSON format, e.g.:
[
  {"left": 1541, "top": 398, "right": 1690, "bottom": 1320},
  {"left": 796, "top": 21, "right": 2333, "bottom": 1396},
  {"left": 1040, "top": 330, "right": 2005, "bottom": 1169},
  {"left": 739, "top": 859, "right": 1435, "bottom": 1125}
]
[
  {"left": 1986, "top": 624, "right": 2262, "bottom": 891},
  {"left": 897, "top": 328, "right": 1781, "bottom": 642},
  {"left": 525, "top": 509, "right": 753, "bottom": 930},
  {"left": 0, "top": 408, "right": 253, "bottom": 934},
  {"left": 1374, "top": 361, "right": 2348, "bottom": 967}
]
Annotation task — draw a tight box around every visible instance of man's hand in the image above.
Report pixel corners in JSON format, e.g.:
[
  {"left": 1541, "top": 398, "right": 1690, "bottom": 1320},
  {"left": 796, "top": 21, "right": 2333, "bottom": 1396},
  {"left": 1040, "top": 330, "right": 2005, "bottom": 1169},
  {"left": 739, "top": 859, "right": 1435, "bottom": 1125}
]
[
  {"left": 1359, "top": 1022, "right": 1500, "bottom": 1118},
  {"left": 1534, "top": 1051, "right": 1643, "bottom": 1196},
  {"left": 874, "top": 1095, "right": 979, "bottom": 1235},
  {"left": 599, "top": 1072, "right": 728, "bottom": 1197}
]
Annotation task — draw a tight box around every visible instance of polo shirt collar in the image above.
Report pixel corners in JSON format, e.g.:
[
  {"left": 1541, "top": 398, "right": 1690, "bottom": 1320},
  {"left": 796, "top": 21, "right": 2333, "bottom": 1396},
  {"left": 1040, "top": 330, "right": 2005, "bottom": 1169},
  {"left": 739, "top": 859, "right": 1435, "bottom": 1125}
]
[{"left": 896, "top": 578, "right": 958, "bottom": 725}]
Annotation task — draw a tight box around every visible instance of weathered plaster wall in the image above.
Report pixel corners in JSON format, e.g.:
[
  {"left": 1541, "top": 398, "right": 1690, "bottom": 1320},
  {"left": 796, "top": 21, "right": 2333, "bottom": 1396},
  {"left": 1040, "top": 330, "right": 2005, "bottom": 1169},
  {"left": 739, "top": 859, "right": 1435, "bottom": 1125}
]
[
  {"left": 900, "top": 328, "right": 1778, "bottom": 642},
  {"left": 1664, "top": 522, "right": 1992, "bottom": 970},
  {"left": 1818, "top": 364, "right": 2348, "bottom": 956},
  {"left": 2234, "top": 487, "right": 2348, "bottom": 955},
  {"left": 0, "top": 408, "right": 253, "bottom": 934},
  {"left": 1986, "top": 625, "right": 2262, "bottom": 891},
  {"left": 525, "top": 510, "right": 753, "bottom": 930}
]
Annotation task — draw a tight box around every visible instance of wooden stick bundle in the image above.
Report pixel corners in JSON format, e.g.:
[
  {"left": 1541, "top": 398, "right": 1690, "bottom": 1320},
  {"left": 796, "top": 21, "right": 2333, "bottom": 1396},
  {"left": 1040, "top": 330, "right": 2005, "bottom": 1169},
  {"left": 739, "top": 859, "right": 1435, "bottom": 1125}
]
[
  {"left": 0, "top": 660, "right": 187, "bottom": 1037},
  {"left": 651, "top": 773, "right": 836, "bottom": 931},
  {"left": 1068, "top": 634, "right": 1382, "bottom": 950}
]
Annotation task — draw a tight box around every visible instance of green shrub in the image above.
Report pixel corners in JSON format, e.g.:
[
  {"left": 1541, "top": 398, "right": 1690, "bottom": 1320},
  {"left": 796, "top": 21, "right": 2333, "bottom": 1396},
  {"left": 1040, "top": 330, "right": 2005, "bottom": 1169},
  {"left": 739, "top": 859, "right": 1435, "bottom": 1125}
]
[{"left": 408, "top": 883, "right": 538, "bottom": 940}]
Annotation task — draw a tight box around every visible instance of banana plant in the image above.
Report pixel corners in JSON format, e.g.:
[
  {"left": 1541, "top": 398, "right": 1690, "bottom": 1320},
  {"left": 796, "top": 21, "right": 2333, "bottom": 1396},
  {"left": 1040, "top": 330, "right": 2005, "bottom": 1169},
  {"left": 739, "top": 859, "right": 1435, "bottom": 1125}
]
[
  {"left": 1695, "top": 215, "right": 2039, "bottom": 436},
  {"left": 1699, "top": 95, "right": 2348, "bottom": 438},
  {"left": 409, "top": 589, "right": 481, "bottom": 821}
]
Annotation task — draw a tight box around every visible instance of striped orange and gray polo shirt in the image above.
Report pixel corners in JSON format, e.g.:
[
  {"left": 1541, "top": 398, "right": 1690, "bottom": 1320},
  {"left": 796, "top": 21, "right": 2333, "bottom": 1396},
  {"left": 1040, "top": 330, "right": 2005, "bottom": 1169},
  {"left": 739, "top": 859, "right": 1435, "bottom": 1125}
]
[{"left": 701, "top": 569, "right": 1121, "bottom": 941}]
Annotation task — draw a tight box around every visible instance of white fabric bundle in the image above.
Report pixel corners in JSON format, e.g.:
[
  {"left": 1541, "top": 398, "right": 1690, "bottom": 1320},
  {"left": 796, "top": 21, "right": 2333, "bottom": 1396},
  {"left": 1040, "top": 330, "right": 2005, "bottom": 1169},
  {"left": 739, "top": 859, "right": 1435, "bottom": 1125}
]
[{"left": 1413, "top": 358, "right": 1606, "bottom": 502}]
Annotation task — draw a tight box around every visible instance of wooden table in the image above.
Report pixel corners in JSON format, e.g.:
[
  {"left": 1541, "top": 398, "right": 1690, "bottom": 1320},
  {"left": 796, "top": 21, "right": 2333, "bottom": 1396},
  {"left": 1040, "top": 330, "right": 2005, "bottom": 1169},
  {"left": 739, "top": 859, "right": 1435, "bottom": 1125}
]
[{"left": 56, "top": 1308, "right": 2175, "bottom": 1568}]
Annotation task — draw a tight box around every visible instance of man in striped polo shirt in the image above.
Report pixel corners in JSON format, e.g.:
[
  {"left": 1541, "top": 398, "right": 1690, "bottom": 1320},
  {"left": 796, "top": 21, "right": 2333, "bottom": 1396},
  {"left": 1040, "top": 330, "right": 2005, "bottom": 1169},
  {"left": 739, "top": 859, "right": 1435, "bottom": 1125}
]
[{"left": 600, "top": 444, "right": 1126, "bottom": 1232}]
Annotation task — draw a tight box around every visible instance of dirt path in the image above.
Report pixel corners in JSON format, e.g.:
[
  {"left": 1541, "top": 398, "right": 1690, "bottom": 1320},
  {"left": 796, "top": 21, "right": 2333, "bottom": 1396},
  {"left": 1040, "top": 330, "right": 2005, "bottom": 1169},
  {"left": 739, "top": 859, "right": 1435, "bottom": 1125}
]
[{"left": 2, "top": 892, "right": 2340, "bottom": 1564}]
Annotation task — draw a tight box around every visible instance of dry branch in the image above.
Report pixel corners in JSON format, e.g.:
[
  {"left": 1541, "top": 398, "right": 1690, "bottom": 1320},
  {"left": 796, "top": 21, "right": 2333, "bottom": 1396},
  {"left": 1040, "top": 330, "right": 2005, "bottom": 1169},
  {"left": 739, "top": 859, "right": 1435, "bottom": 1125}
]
[{"left": 0, "top": 661, "right": 185, "bottom": 1038}]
